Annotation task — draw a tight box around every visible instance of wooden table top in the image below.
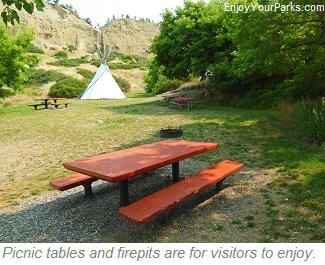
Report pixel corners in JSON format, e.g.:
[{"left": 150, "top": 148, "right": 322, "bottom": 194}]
[
  {"left": 176, "top": 96, "right": 196, "bottom": 101},
  {"left": 36, "top": 98, "right": 66, "bottom": 101},
  {"left": 63, "top": 140, "right": 218, "bottom": 183}
]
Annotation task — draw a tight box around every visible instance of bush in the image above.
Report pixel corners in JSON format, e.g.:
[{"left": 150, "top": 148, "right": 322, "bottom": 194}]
[
  {"left": 152, "top": 75, "right": 182, "bottom": 94},
  {"left": 49, "top": 77, "right": 87, "bottom": 98},
  {"left": 49, "top": 56, "right": 89, "bottom": 68},
  {"left": 54, "top": 51, "right": 68, "bottom": 59},
  {"left": 26, "top": 43, "right": 44, "bottom": 54},
  {"left": 23, "top": 68, "right": 67, "bottom": 86},
  {"left": 24, "top": 54, "right": 40, "bottom": 67},
  {"left": 113, "top": 75, "right": 131, "bottom": 92},
  {"left": 68, "top": 45, "right": 77, "bottom": 52},
  {"left": 77, "top": 68, "right": 95, "bottom": 81},
  {"left": 108, "top": 62, "right": 141, "bottom": 70},
  {"left": 122, "top": 54, "right": 139, "bottom": 63},
  {"left": 293, "top": 100, "right": 325, "bottom": 146},
  {"left": 91, "top": 59, "right": 102, "bottom": 67}
]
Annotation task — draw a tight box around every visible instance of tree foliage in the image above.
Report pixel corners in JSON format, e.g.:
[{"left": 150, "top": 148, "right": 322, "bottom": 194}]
[
  {"left": 83, "top": 17, "right": 92, "bottom": 26},
  {"left": 147, "top": 0, "right": 325, "bottom": 107},
  {"left": 1, "top": 0, "right": 45, "bottom": 26},
  {"left": 0, "top": 24, "right": 33, "bottom": 98}
]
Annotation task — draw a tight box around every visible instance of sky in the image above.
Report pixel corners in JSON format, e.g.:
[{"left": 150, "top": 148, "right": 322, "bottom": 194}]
[{"left": 58, "top": 0, "right": 202, "bottom": 26}]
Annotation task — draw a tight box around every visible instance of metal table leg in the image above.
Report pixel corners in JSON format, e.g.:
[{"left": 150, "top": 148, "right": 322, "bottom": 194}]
[
  {"left": 172, "top": 162, "right": 180, "bottom": 182},
  {"left": 119, "top": 180, "right": 129, "bottom": 207},
  {"left": 83, "top": 183, "right": 93, "bottom": 196},
  {"left": 216, "top": 181, "right": 224, "bottom": 193}
]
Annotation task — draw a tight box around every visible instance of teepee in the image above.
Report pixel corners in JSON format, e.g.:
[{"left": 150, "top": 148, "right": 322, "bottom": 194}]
[{"left": 78, "top": 46, "right": 126, "bottom": 100}]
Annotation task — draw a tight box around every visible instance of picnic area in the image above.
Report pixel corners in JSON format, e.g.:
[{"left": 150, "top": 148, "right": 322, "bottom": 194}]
[
  {"left": 0, "top": 0, "right": 324, "bottom": 244},
  {"left": 0, "top": 94, "right": 323, "bottom": 242}
]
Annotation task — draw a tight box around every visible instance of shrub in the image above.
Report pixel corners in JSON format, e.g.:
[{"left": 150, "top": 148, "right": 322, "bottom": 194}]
[
  {"left": 151, "top": 75, "right": 182, "bottom": 94},
  {"left": 77, "top": 68, "right": 95, "bottom": 81},
  {"left": 122, "top": 54, "right": 139, "bottom": 63},
  {"left": 54, "top": 51, "right": 68, "bottom": 59},
  {"left": 293, "top": 100, "right": 325, "bottom": 145},
  {"left": 68, "top": 45, "right": 77, "bottom": 52},
  {"left": 23, "top": 68, "right": 67, "bottom": 86},
  {"left": 113, "top": 75, "right": 131, "bottom": 92},
  {"left": 24, "top": 54, "right": 40, "bottom": 67},
  {"left": 49, "top": 77, "right": 87, "bottom": 98},
  {"left": 49, "top": 57, "right": 89, "bottom": 68},
  {"left": 48, "top": 59, "right": 79, "bottom": 67},
  {"left": 91, "top": 59, "right": 102, "bottom": 67},
  {"left": 108, "top": 62, "right": 141, "bottom": 70},
  {"left": 26, "top": 43, "right": 44, "bottom": 54}
]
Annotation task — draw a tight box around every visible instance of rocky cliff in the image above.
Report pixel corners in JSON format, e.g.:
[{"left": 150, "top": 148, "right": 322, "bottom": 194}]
[
  {"left": 3, "top": 2, "right": 159, "bottom": 57},
  {"left": 102, "top": 18, "right": 160, "bottom": 58}
]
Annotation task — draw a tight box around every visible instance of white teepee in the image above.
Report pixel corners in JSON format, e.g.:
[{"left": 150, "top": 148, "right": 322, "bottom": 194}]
[{"left": 78, "top": 45, "right": 126, "bottom": 100}]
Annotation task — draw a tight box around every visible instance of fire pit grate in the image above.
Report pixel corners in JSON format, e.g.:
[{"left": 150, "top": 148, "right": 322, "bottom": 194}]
[{"left": 160, "top": 127, "right": 183, "bottom": 138}]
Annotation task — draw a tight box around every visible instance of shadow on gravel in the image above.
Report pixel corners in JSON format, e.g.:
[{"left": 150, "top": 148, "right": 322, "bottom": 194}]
[{"left": 0, "top": 162, "right": 250, "bottom": 243}]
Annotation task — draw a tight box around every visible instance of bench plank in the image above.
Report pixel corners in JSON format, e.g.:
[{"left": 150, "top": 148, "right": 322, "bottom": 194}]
[
  {"left": 52, "top": 102, "right": 71, "bottom": 109},
  {"left": 119, "top": 160, "right": 244, "bottom": 226},
  {"left": 170, "top": 102, "right": 186, "bottom": 106},
  {"left": 50, "top": 173, "right": 96, "bottom": 191}
]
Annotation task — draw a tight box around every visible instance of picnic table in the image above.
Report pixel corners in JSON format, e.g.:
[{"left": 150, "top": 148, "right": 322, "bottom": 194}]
[
  {"left": 63, "top": 140, "right": 218, "bottom": 207},
  {"left": 170, "top": 96, "right": 198, "bottom": 110},
  {"left": 37, "top": 98, "right": 66, "bottom": 109},
  {"left": 29, "top": 97, "right": 71, "bottom": 110},
  {"left": 51, "top": 140, "right": 244, "bottom": 226},
  {"left": 157, "top": 95, "right": 179, "bottom": 106}
]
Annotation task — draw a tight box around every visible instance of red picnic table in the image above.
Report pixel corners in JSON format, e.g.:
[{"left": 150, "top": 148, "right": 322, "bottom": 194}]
[{"left": 63, "top": 140, "right": 218, "bottom": 207}]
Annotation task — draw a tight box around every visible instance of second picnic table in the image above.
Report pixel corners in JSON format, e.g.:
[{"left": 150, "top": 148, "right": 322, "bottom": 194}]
[
  {"left": 37, "top": 97, "right": 66, "bottom": 109},
  {"left": 29, "top": 97, "right": 72, "bottom": 110}
]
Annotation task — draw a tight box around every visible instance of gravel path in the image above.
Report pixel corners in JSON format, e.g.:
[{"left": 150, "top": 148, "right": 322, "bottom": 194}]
[{"left": 0, "top": 160, "right": 224, "bottom": 243}]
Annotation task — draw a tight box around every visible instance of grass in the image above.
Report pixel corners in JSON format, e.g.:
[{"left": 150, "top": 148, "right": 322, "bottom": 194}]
[{"left": 0, "top": 92, "right": 323, "bottom": 242}]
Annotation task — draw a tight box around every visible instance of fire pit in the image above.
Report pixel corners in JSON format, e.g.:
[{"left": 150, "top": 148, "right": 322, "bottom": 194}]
[{"left": 160, "top": 127, "right": 183, "bottom": 138}]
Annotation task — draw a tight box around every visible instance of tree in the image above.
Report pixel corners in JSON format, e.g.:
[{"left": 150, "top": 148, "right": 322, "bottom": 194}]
[
  {"left": 147, "top": 0, "right": 325, "bottom": 106},
  {"left": 0, "top": 24, "right": 34, "bottom": 98},
  {"left": 83, "top": 17, "right": 92, "bottom": 26},
  {"left": 1, "top": 0, "right": 45, "bottom": 26}
]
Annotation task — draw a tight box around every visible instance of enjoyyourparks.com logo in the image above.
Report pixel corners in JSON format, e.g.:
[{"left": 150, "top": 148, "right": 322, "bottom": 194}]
[{"left": 224, "top": 1, "right": 325, "bottom": 13}]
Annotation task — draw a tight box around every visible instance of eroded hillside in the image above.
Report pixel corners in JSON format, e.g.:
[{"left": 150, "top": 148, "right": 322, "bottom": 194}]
[{"left": 4, "top": 2, "right": 159, "bottom": 57}]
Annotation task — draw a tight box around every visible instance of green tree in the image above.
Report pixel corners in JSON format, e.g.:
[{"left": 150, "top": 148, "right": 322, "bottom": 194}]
[
  {"left": 0, "top": 24, "right": 34, "bottom": 98},
  {"left": 147, "top": 0, "right": 324, "bottom": 106},
  {"left": 1, "top": 0, "right": 45, "bottom": 26},
  {"left": 83, "top": 17, "right": 92, "bottom": 26}
]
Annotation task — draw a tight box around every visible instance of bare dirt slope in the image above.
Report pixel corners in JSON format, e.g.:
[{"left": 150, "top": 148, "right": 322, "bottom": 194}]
[
  {"left": 102, "top": 19, "right": 160, "bottom": 58},
  {"left": 5, "top": 2, "right": 159, "bottom": 58}
]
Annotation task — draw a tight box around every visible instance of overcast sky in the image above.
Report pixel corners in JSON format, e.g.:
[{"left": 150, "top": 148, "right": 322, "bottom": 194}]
[{"left": 58, "top": 0, "right": 203, "bottom": 26}]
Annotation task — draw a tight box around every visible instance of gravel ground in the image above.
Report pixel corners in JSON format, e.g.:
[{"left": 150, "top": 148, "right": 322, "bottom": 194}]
[{"left": 0, "top": 159, "right": 235, "bottom": 243}]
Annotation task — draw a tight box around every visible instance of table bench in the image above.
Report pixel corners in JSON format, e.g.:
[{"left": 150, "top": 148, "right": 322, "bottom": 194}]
[
  {"left": 28, "top": 103, "right": 46, "bottom": 110},
  {"left": 170, "top": 101, "right": 186, "bottom": 109},
  {"left": 119, "top": 160, "right": 244, "bottom": 226},
  {"left": 52, "top": 102, "right": 71, "bottom": 109},
  {"left": 50, "top": 173, "right": 97, "bottom": 196}
]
